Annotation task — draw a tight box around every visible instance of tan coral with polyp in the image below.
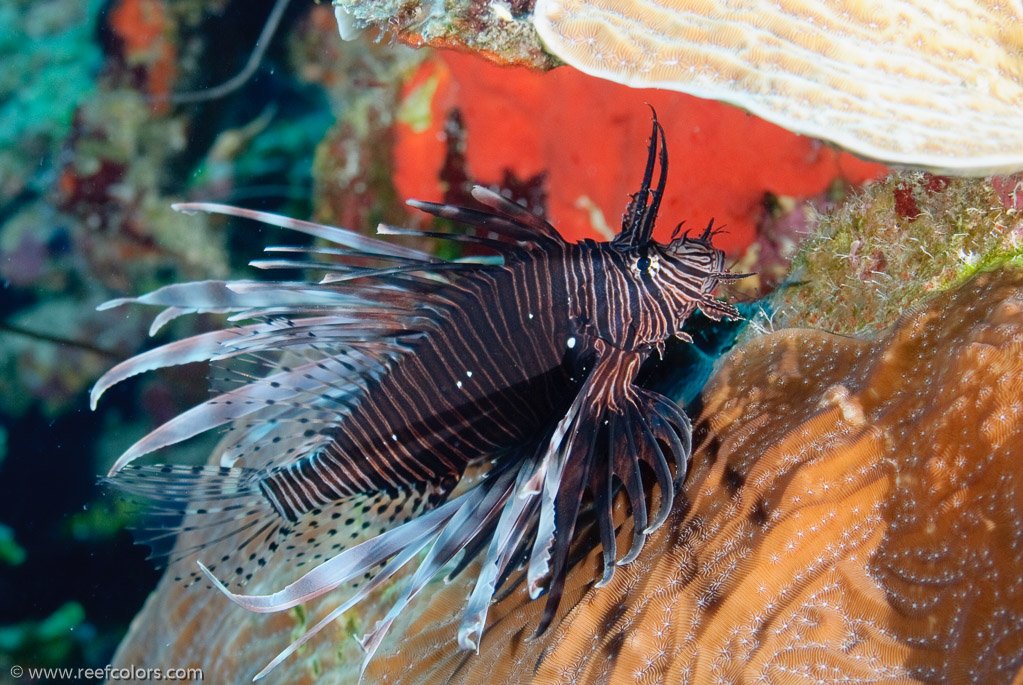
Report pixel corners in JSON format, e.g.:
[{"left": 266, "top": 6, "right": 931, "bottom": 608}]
[{"left": 533, "top": 0, "right": 1023, "bottom": 175}]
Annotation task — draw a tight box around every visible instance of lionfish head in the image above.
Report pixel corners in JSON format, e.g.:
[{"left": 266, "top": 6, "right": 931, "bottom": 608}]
[
  {"left": 615, "top": 109, "right": 748, "bottom": 327},
  {"left": 661, "top": 219, "right": 733, "bottom": 296}
]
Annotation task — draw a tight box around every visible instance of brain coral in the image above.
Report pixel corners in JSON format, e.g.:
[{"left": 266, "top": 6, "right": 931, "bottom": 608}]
[
  {"left": 370, "top": 267, "right": 1023, "bottom": 684},
  {"left": 110, "top": 267, "right": 1023, "bottom": 683}
]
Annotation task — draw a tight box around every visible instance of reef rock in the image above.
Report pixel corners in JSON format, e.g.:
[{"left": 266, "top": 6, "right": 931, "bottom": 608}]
[{"left": 760, "top": 172, "right": 1023, "bottom": 338}]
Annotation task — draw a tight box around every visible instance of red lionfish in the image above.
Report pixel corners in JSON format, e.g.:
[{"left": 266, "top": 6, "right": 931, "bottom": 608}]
[{"left": 93, "top": 114, "right": 745, "bottom": 679}]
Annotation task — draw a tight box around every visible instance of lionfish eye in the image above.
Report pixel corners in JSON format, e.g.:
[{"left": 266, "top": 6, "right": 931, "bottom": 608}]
[{"left": 637, "top": 256, "right": 652, "bottom": 273}]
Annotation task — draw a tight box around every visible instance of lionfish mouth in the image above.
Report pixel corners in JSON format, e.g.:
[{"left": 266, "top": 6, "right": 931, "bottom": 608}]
[{"left": 95, "top": 110, "right": 745, "bottom": 680}]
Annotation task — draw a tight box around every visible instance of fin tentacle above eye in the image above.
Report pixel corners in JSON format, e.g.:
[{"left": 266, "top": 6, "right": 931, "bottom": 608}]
[{"left": 613, "top": 109, "right": 667, "bottom": 250}]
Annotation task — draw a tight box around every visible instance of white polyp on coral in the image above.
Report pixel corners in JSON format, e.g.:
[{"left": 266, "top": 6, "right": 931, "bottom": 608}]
[{"left": 333, "top": 1, "right": 364, "bottom": 41}]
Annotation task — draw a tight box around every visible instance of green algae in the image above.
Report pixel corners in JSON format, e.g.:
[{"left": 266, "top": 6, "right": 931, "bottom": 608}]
[
  {"left": 290, "top": 605, "right": 308, "bottom": 644},
  {"left": 0, "top": 602, "right": 86, "bottom": 668},
  {"left": 0, "top": 522, "right": 26, "bottom": 566},
  {"left": 0, "top": 0, "right": 104, "bottom": 200},
  {"left": 749, "top": 172, "right": 1023, "bottom": 339}
]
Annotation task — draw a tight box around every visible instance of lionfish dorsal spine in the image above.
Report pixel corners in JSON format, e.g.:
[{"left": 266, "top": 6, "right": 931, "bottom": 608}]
[{"left": 614, "top": 110, "right": 669, "bottom": 250}]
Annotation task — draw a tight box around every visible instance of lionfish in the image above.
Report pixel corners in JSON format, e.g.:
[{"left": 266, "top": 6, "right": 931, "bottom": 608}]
[{"left": 93, "top": 114, "right": 744, "bottom": 679}]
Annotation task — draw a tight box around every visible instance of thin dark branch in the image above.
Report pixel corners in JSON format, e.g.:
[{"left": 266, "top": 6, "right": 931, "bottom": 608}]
[{"left": 0, "top": 321, "right": 121, "bottom": 360}]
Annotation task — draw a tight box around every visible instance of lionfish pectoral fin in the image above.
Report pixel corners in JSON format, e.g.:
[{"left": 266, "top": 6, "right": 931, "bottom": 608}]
[
  {"left": 350, "top": 466, "right": 522, "bottom": 679},
  {"left": 524, "top": 341, "right": 650, "bottom": 635},
  {"left": 614, "top": 386, "right": 693, "bottom": 553},
  {"left": 586, "top": 370, "right": 694, "bottom": 588},
  {"left": 457, "top": 451, "right": 544, "bottom": 651}
]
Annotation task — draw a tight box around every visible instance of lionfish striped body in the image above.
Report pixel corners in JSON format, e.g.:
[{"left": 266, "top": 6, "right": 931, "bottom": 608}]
[{"left": 95, "top": 115, "right": 743, "bottom": 679}]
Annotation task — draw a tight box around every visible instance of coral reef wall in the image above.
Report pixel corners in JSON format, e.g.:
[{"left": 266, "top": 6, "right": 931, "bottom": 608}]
[{"left": 4, "top": 0, "right": 1019, "bottom": 678}]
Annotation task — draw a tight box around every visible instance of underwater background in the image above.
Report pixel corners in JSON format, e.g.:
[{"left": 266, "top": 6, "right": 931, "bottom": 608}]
[{"left": 2, "top": 0, "right": 1022, "bottom": 683}]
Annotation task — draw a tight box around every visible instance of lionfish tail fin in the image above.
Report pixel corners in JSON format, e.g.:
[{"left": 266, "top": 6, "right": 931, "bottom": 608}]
[
  {"left": 103, "top": 464, "right": 291, "bottom": 587},
  {"left": 108, "top": 463, "right": 438, "bottom": 594}
]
